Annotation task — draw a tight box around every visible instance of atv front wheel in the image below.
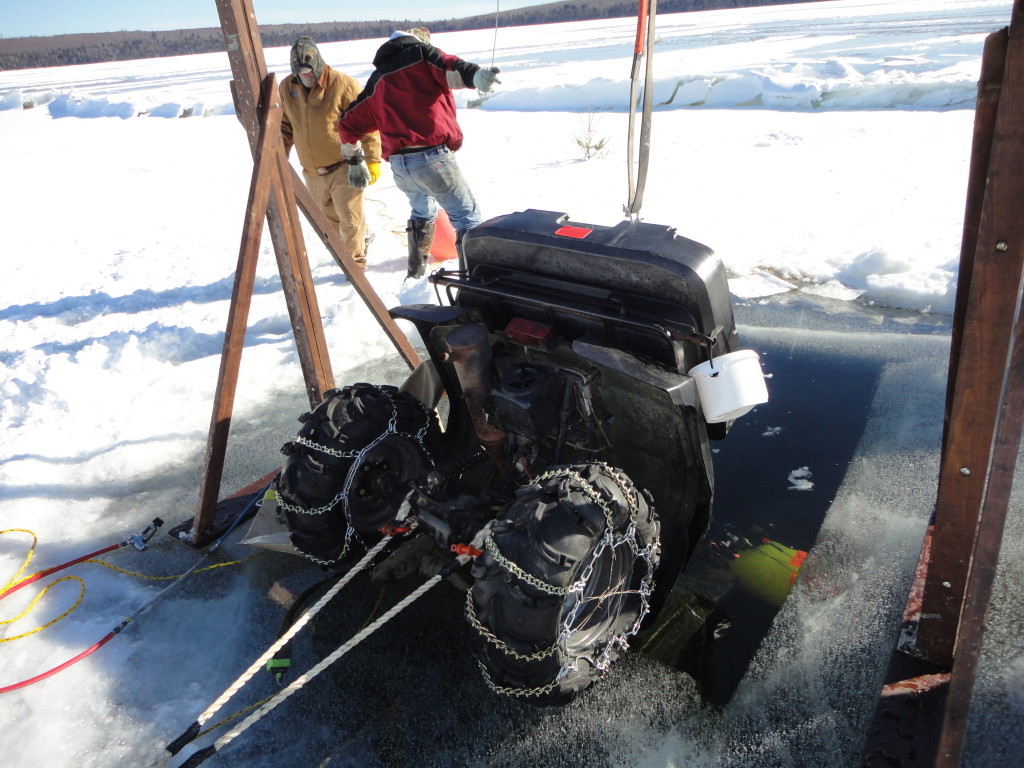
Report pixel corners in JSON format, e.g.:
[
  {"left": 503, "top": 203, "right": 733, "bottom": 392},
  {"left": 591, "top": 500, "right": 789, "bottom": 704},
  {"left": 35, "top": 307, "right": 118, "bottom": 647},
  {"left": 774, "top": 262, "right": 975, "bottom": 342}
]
[
  {"left": 276, "top": 383, "right": 439, "bottom": 565},
  {"left": 467, "top": 462, "right": 660, "bottom": 704}
]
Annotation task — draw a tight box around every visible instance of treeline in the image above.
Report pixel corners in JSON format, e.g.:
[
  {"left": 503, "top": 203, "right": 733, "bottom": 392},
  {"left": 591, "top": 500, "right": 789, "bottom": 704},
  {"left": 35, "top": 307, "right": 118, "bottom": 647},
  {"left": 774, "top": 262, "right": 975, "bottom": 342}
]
[{"left": 0, "top": 1, "right": 824, "bottom": 71}]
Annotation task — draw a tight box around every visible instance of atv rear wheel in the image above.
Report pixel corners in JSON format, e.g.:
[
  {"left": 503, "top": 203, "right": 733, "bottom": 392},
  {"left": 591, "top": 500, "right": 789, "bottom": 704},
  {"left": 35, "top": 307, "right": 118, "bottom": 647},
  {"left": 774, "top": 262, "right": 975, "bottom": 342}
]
[
  {"left": 276, "top": 383, "right": 439, "bottom": 565},
  {"left": 467, "top": 462, "right": 660, "bottom": 704}
]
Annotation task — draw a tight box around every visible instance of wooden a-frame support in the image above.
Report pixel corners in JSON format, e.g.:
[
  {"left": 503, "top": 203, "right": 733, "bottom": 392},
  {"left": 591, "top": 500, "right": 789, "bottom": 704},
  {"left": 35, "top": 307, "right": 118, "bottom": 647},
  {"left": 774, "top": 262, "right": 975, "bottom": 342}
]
[
  {"left": 182, "top": 0, "right": 422, "bottom": 545},
  {"left": 862, "top": 1, "right": 1024, "bottom": 764}
]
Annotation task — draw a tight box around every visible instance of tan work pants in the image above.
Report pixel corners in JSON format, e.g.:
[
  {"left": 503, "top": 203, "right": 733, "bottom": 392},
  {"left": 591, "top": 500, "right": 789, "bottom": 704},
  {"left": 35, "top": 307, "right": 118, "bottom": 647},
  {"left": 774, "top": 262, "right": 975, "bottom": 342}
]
[{"left": 302, "top": 166, "right": 367, "bottom": 268}]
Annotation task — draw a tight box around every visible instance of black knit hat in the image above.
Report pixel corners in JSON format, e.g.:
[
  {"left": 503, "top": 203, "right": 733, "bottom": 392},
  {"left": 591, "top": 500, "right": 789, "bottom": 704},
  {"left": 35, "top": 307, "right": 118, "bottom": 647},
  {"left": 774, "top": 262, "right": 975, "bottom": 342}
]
[{"left": 290, "top": 36, "right": 324, "bottom": 79}]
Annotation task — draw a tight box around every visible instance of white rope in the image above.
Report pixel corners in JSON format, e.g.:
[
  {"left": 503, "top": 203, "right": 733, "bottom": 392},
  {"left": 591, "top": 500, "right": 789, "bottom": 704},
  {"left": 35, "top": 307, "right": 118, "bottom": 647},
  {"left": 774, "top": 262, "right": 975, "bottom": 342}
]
[
  {"left": 198, "top": 534, "right": 393, "bottom": 725},
  {"left": 207, "top": 555, "right": 470, "bottom": 758},
  {"left": 150, "top": 535, "right": 394, "bottom": 768}
]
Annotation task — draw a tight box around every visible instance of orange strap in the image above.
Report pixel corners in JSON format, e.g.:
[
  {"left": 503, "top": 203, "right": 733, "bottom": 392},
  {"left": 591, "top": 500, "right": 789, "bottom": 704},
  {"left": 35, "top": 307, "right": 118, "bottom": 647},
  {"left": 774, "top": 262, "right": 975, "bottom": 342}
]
[{"left": 633, "top": 0, "right": 650, "bottom": 54}]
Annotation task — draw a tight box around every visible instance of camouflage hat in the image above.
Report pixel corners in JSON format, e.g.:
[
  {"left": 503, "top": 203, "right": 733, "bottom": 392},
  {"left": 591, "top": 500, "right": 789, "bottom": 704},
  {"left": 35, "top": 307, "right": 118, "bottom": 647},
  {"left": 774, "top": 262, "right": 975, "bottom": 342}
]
[
  {"left": 290, "top": 36, "right": 324, "bottom": 79},
  {"left": 408, "top": 27, "right": 431, "bottom": 44}
]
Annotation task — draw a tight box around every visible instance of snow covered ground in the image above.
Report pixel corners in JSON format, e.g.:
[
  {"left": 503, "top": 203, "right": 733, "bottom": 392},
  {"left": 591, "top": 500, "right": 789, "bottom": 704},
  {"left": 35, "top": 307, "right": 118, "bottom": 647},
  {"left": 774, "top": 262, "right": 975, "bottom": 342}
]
[{"left": 1, "top": 1, "right": 1021, "bottom": 766}]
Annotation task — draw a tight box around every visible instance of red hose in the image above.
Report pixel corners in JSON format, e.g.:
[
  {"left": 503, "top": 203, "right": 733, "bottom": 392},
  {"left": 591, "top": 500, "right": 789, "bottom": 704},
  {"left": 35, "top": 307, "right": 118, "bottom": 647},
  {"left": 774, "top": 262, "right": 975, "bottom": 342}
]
[
  {"left": 0, "top": 539, "right": 126, "bottom": 694},
  {"left": 0, "top": 542, "right": 124, "bottom": 600},
  {"left": 0, "top": 632, "right": 116, "bottom": 694}
]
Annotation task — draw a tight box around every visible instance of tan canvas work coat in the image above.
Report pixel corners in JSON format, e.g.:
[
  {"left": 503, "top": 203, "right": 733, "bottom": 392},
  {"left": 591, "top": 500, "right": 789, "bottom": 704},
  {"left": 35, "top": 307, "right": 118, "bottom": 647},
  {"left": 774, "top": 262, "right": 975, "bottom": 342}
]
[{"left": 280, "top": 64, "right": 381, "bottom": 172}]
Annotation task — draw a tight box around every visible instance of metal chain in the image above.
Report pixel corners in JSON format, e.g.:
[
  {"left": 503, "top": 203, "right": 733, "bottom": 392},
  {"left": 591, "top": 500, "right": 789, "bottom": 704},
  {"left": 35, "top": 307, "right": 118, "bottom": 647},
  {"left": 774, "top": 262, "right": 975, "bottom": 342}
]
[
  {"left": 279, "top": 386, "right": 437, "bottom": 566},
  {"left": 290, "top": 434, "right": 361, "bottom": 458},
  {"left": 533, "top": 462, "right": 639, "bottom": 529},
  {"left": 482, "top": 536, "right": 568, "bottom": 596},
  {"left": 469, "top": 463, "right": 658, "bottom": 698},
  {"left": 475, "top": 660, "right": 563, "bottom": 699},
  {"left": 463, "top": 591, "right": 558, "bottom": 661},
  {"left": 276, "top": 489, "right": 347, "bottom": 518}
]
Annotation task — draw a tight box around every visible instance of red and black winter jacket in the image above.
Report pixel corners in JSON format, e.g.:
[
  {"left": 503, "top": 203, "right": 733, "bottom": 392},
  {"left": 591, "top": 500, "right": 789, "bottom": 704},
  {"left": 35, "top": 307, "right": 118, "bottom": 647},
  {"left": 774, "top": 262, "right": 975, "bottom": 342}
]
[{"left": 337, "top": 34, "right": 480, "bottom": 160}]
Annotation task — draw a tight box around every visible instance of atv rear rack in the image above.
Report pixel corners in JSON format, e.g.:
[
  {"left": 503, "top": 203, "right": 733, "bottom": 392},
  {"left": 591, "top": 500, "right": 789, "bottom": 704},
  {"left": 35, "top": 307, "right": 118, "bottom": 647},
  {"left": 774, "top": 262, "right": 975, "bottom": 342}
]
[{"left": 430, "top": 267, "right": 721, "bottom": 372}]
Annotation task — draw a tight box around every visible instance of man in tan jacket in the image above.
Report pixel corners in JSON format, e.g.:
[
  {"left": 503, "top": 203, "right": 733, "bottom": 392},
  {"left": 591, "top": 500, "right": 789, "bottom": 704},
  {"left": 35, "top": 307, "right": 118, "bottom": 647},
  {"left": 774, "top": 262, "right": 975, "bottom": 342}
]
[{"left": 281, "top": 37, "right": 381, "bottom": 270}]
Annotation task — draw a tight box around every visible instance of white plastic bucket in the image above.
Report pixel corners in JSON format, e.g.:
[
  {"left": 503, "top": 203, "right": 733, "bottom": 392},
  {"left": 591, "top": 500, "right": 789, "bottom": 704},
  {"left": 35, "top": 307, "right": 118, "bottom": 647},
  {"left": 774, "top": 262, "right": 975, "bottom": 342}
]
[{"left": 688, "top": 349, "right": 768, "bottom": 423}]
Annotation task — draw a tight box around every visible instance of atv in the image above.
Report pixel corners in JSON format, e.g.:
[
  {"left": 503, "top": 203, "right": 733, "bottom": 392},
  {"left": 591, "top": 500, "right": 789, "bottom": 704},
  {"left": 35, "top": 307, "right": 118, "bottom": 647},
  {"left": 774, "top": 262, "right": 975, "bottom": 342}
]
[{"left": 269, "top": 209, "right": 765, "bottom": 704}]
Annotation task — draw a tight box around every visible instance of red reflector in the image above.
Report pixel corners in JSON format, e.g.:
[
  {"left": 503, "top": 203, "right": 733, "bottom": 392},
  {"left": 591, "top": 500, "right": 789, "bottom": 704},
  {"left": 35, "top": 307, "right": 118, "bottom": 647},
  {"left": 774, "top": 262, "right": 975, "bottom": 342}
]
[
  {"left": 553, "top": 225, "right": 592, "bottom": 239},
  {"left": 506, "top": 317, "right": 553, "bottom": 348}
]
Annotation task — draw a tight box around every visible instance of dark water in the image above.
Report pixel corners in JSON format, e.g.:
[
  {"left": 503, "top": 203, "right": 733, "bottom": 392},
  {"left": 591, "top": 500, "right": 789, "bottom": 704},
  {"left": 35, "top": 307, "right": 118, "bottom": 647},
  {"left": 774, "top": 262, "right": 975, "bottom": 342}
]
[{"left": 192, "top": 292, "right": 1021, "bottom": 768}]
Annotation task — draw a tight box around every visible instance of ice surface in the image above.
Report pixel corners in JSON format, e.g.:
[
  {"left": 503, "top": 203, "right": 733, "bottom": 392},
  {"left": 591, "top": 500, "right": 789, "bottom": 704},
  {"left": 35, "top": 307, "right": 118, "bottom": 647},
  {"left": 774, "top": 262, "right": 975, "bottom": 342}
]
[{"left": 1, "top": 1, "right": 1021, "bottom": 766}]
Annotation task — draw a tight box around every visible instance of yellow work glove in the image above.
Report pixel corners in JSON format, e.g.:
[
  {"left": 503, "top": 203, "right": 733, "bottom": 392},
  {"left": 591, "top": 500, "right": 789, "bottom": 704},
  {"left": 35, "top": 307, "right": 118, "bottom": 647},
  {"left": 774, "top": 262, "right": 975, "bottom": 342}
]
[{"left": 367, "top": 161, "right": 382, "bottom": 185}]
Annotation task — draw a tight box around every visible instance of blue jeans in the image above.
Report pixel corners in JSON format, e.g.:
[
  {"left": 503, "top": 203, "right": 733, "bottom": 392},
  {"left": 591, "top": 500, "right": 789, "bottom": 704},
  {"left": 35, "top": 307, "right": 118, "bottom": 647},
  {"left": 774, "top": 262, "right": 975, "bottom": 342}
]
[{"left": 388, "top": 146, "right": 482, "bottom": 231}]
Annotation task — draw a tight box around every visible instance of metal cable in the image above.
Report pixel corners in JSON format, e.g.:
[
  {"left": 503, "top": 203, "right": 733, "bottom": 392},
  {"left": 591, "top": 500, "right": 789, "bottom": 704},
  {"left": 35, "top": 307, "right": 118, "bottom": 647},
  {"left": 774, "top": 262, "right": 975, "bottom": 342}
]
[
  {"left": 491, "top": 1, "right": 501, "bottom": 69},
  {"left": 625, "top": 0, "right": 658, "bottom": 220}
]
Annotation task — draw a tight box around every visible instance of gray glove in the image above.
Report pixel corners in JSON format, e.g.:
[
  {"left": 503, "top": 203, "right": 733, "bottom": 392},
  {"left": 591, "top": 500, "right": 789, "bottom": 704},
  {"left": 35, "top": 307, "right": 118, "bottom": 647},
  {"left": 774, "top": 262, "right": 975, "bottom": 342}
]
[
  {"left": 473, "top": 67, "right": 501, "bottom": 92},
  {"left": 347, "top": 152, "right": 372, "bottom": 189}
]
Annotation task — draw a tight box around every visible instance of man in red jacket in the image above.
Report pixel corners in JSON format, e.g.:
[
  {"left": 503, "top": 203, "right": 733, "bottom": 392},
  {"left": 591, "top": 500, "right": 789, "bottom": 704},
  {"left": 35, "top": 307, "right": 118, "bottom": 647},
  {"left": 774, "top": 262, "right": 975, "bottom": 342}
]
[{"left": 337, "top": 27, "right": 500, "bottom": 278}]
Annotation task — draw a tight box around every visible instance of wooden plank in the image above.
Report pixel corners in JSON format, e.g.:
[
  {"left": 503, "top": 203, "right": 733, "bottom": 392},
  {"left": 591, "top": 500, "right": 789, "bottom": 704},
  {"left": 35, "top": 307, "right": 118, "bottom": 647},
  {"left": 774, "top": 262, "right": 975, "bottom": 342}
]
[
  {"left": 268, "top": 145, "right": 336, "bottom": 405},
  {"left": 215, "top": 0, "right": 334, "bottom": 409},
  {"left": 862, "top": 4, "right": 1023, "bottom": 762},
  {"left": 942, "top": 28, "right": 1007, "bottom": 458},
  {"left": 932, "top": 3, "right": 1024, "bottom": 763},
  {"left": 916, "top": 4, "right": 1024, "bottom": 664},
  {"left": 216, "top": 0, "right": 420, "bottom": 379},
  {"left": 288, "top": 168, "right": 423, "bottom": 370},
  {"left": 190, "top": 75, "right": 281, "bottom": 544},
  {"left": 216, "top": 0, "right": 266, "bottom": 142}
]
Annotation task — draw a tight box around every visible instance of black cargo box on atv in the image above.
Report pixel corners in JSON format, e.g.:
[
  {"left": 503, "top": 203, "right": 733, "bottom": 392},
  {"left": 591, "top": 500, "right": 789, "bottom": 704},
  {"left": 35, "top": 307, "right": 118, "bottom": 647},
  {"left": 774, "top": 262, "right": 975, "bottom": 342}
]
[{"left": 454, "top": 208, "right": 741, "bottom": 374}]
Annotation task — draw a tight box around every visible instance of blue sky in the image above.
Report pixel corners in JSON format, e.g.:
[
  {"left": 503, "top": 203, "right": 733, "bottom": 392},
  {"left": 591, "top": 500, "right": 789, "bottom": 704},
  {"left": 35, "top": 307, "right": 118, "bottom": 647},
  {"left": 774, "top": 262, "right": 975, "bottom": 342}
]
[{"left": 0, "top": 1, "right": 538, "bottom": 38}]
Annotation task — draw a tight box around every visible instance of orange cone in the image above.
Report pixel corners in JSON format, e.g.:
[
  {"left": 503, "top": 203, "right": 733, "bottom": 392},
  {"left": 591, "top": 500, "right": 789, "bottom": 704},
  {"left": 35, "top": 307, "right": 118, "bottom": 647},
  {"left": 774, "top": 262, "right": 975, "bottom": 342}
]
[{"left": 431, "top": 208, "right": 458, "bottom": 262}]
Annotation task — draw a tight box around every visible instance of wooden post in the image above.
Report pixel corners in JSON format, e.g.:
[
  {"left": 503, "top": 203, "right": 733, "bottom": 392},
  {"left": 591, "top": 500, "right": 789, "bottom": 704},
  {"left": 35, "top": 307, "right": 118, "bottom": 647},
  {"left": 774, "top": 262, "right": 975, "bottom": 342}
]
[
  {"left": 915, "top": 0, "right": 1024, "bottom": 667},
  {"left": 191, "top": 75, "right": 283, "bottom": 545},
  {"left": 862, "top": 1, "right": 1024, "bottom": 763},
  {"left": 216, "top": 0, "right": 334, "bottom": 407},
  {"left": 215, "top": 0, "right": 421, "bottom": 373},
  {"left": 185, "top": 0, "right": 422, "bottom": 544}
]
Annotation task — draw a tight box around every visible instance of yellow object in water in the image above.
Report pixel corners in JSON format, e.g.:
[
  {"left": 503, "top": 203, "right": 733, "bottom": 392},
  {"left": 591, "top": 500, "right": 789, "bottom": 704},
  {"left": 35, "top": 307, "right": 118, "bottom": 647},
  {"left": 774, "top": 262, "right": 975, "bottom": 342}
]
[{"left": 728, "top": 539, "right": 808, "bottom": 607}]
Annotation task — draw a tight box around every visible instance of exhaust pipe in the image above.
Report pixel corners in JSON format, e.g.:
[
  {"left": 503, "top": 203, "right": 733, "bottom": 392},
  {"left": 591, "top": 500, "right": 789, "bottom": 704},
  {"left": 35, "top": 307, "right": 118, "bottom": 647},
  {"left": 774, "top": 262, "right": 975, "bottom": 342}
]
[{"left": 444, "top": 323, "right": 507, "bottom": 479}]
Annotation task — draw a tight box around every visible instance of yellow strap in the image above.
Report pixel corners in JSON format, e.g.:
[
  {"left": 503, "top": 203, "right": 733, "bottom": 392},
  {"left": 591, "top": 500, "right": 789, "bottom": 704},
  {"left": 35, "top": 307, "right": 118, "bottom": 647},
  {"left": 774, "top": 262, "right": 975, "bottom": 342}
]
[
  {"left": 2, "top": 528, "right": 264, "bottom": 644},
  {"left": 0, "top": 528, "right": 37, "bottom": 595},
  {"left": 0, "top": 576, "right": 85, "bottom": 642},
  {"left": 198, "top": 692, "right": 277, "bottom": 738},
  {"left": 83, "top": 551, "right": 265, "bottom": 581}
]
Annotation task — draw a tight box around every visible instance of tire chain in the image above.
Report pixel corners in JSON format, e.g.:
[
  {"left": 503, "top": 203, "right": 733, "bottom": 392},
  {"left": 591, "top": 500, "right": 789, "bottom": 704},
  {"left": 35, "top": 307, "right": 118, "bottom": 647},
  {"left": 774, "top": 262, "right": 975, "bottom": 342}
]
[
  {"left": 467, "top": 462, "right": 659, "bottom": 698},
  {"left": 276, "top": 385, "right": 436, "bottom": 566}
]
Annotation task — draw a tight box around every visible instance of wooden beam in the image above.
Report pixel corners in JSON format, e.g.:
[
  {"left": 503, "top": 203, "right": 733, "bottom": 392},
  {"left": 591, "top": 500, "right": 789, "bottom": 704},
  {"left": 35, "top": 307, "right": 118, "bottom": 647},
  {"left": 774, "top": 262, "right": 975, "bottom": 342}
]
[
  {"left": 216, "top": 0, "right": 421, "bottom": 374},
  {"left": 942, "top": 28, "right": 1007, "bottom": 459},
  {"left": 932, "top": 2, "right": 1024, "bottom": 763},
  {"left": 187, "top": 0, "right": 424, "bottom": 544},
  {"left": 192, "top": 75, "right": 281, "bottom": 544},
  {"left": 915, "top": 3, "right": 1024, "bottom": 665},
  {"left": 288, "top": 168, "right": 422, "bottom": 369},
  {"left": 862, "top": 1, "right": 1024, "bottom": 763},
  {"left": 215, "top": 0, "right": 334, "bottom": 407}
]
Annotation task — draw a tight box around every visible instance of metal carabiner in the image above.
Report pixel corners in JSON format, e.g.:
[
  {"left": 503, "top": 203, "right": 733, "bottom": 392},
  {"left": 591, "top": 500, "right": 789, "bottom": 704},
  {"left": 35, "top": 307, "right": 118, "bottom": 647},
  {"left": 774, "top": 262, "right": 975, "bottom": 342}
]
[{"left": 128, "top": 518, "right": 164, "bottom": 551}]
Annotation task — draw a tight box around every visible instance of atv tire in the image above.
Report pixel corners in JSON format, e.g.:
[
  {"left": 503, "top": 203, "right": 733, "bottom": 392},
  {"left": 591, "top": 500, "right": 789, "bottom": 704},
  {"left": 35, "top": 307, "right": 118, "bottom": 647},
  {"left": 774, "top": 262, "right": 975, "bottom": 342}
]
[
  {"left": 468, "top": 462, "right": 660, "bottom": 704},
  {"left": 276, "top": 383, "right": 439, "bottom": 565}
]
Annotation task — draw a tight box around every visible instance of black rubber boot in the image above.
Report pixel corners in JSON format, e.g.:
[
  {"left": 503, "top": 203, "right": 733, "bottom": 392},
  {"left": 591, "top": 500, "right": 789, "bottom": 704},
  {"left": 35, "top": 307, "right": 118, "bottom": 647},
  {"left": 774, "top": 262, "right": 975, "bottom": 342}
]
[
  {"left": 406, "top": 218, "right": 436, "bottom": 279},
  {"left": 456, "top": 229, "right": 467, "bottom": 273}
]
